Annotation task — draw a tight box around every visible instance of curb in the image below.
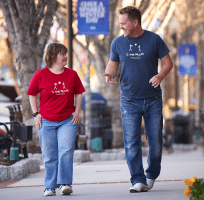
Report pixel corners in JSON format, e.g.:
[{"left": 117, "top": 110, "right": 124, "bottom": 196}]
[
  {"left": 27, "top": 148, "right": 148, "bottom": 165},
  {"left": 73, "top": 147, "right": 149, "bottom": 163},
  {"left": 0, "top": 158, "right": 40, "bottom": 183},
  {"left": 172, "top": 143, "right": 197, "bottom": 151}
]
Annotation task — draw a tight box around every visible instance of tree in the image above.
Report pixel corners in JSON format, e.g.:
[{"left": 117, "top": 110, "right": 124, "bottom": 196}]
[
  {"left": 0, "top": 0, "right": 59, "bottom": 122},
  {"left": 173, "top": 0, "right": 204, "bottom": 126}
]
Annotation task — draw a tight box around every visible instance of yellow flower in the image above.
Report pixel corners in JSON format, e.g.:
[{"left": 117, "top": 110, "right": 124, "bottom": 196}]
[
  {"left": 184, "top": 179, "right": 193, "bottom": 186},
  {"left": 183, "top": 187, "right": 192, "bottom": 197},
  {"left": 190, "top": 177, "right": 197, "bottom": 183},
  {"left": 184, "top": 177, "right": 197, "bottom": 186}
]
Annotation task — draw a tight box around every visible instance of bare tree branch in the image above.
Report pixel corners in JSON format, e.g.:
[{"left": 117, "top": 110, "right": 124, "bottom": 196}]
[
  {"left": 38, "top": 0, "right": 59, "bottom": 58},
  {"left": 142, "top": 1, "right": 157, "bottom": 24},
  {"left": 155, "top": 1, "right": 175, "bottom": 34},
  {"left": 7, "top": 0, "right": 23, "bottom": 42},
  {"left": 143, "top": 0, "right": 168, "bottom": 29},
  {"left": 29, "top": 0, "right": 36, "bottom": 28},
  {"left": 15, "top": 0, "right": 31, "bottom": 41},
  {"left": 0, "top": 0, "right": 20, "bottom": 64},
  {"left": 32, "top": 0, "right": 49, "bottom": 35},
  {"left": 138, "top": 0, "right": 151, "bottom": 14},
  {"left": 146, "top": 0, "right": 171, "bottom": 31}
]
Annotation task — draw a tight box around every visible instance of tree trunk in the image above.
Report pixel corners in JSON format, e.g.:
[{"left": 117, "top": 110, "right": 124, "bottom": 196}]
[
  {"left": 0, "top": 0, "right": 59, "bottom": 153},
  {"left": 6, "top": 38, "right": 21, "bottom": 97},
  {"left": 195, "top": 24, "right": 204, "bottom": 127},
  {"left": 0, "top": 0, "right": 59, "bottom": 122}
]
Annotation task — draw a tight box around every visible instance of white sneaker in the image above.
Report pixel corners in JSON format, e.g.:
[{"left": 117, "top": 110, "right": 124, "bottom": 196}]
[
  {"left": 44, "top": 188, "right": 56, "bottom": 196},
  {"left": 146, "top": 178, "right": 155, "bottom": 190},
  {"left": 130, "top": 183, "right": 148, "bottom": 193},
  {"left": 60, "top": 185, "right": 73, "bottom": 195}
]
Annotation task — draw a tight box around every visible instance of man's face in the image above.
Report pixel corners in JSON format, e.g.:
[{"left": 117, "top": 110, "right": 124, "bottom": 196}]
[{"left": 119, "top": 14, "right": 137, "bottom": 38}]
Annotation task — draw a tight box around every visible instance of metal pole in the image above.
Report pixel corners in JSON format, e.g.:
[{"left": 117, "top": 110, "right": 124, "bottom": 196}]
[
  {"left": 174, "top": 64, "right": 178, "bottom": 110},
  {"left": 172, "top": 33, "right": 179, "bottom": 111},
  {"left": 67, "top": 0, "right": 73, "bottom": 69}
]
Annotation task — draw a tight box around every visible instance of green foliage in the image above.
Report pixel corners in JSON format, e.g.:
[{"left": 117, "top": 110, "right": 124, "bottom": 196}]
[{"left": 190, "top": 179, "right": 204, "bottom": 200}]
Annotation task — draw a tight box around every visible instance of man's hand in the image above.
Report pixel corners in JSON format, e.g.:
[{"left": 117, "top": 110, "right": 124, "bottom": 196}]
[
  {"left": 149, "top": 74, "right": 163, "bottom": 88},
  {"left": 104, "top": 73, "right": 117, "bottom": 85},
  {"left": 149, "top": 54, "right": 173, "bottom": 88}
]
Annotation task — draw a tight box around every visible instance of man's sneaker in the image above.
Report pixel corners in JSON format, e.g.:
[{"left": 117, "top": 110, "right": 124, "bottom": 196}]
[
  {"left": 130, "top": 183, "right": 148, "bottom": 193},
  {"left": 146, "top": 178, "right": 155, "bottom": 190},
  {"left": 44, "top": 188, "right": 56, "bottom": 196},
  {"left": 60, "top": 184, "right": 73, "bottom": 195}
]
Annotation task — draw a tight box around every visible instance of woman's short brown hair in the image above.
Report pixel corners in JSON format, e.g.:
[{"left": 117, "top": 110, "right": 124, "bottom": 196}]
[
  {"left": 44, "top": 43, "right": 68, "bottom": 68},
  {"left": 119, "top": 6, "right": 141, "bottom": 26}
]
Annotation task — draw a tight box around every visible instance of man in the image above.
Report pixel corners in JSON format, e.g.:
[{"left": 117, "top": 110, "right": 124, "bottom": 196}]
[{"left": 104, "top": 6, "right": 173, "bottom": 193}]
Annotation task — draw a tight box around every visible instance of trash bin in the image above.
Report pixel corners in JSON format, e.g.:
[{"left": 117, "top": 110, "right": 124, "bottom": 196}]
[
  {"left": 91, "top": 137, "right": 103, "bottom": 151},
  {"left": 10, "top": 147, "right": 19, "bottom": 160},
  {"left": 172, "top": 114, "right": 191, "bottom": 144}
]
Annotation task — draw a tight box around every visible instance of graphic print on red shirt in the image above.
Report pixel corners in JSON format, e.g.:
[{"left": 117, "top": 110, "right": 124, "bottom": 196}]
[{"left": 52, "top": 81, "right": 69, "bottom": 95}]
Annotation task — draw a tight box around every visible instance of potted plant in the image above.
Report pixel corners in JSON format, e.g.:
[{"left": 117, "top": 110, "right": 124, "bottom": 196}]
[{"left": 184, "top": 177, "right": 204, "bottom": 200}]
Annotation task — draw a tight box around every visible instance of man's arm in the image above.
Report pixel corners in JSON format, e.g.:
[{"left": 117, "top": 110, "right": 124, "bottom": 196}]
[
  {"left": 149, "top": 53, "right": 173, "bottom": 88},
  {"left": 104, "top": 60, "right": 120, "bottom": 85}
]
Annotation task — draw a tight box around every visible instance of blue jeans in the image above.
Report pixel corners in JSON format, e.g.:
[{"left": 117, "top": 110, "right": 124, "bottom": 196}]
[
  {"left": 37, "top": 116, "right": 78, "bottom": 189},
  {"left": 120, "top": 94, "right": 163, "bottom": 185}
]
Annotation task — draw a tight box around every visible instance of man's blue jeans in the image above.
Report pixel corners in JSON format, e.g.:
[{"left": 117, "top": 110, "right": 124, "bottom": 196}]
[
  {"left": 120, "top": 94, "right": 163, "bottom": 186},
  {"left": 37, "top": 116, "right": 78, "bottom": 189}
]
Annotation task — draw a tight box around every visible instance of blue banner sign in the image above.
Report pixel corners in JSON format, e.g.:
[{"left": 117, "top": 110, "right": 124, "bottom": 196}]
[
  {"left": 77, "top": 0, "right": 109, "bottom": 35},
  {"left": 178, "top": 44, "right": 197, "bottom": 75}
]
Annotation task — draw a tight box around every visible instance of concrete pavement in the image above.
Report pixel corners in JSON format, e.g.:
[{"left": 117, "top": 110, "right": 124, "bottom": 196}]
[{"left": 1, "top": 148, "right": 204, "bottom": 200}]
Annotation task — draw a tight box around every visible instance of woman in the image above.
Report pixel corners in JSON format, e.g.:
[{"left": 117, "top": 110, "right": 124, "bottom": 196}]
[{"left": 27, "top": 43, "right": 85, "bottom": 196}]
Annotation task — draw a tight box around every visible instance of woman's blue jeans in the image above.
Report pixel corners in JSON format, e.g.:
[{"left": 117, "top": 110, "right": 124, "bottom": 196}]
[
  {"left": 120, "top": 94, "right": 163, "bottom": 186},
  {"left": 37, "top": 116, "right": 78, "bottom": 189}
]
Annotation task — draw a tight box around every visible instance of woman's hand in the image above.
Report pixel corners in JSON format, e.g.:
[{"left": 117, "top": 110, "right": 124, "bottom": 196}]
[
  {"left": 34, "top": 114, "right": 42, "bottom": 129},
  {"left": 72, "top": 112, "right": 80, "bottom": 124}
]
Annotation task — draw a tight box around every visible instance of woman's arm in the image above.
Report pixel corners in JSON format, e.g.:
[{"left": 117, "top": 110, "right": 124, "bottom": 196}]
[
  {"left": 72, "top": 93, "right": 83, "bottom": 124},
  {"left": 29, "top": 95, "right": 38, "bottom": 113},
  {"left": 29, "top": 95, "right": 41, "bottom": 129}
]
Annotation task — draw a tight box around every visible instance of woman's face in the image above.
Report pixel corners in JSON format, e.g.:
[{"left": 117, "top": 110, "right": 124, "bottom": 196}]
[{"left": 55, "top": 52, "right": 67, "bottom": 67}]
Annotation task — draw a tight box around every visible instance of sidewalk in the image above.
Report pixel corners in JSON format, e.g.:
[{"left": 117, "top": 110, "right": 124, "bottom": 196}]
[{"left": 1, "top": 148, "right": 204, "bottom": 200}]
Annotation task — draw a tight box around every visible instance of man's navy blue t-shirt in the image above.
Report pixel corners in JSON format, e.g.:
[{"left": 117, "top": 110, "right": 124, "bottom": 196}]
[{"left": 110, "top": 30, "right": 170, "bottom": 99}]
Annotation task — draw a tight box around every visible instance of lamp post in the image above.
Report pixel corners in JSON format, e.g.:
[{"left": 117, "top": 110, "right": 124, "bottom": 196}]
[
  {"left": 67, "top": 0, "right": 73, "bottom": 69},
  {"left": 172, "top": 33, "right": 179, "bottom": 111}
]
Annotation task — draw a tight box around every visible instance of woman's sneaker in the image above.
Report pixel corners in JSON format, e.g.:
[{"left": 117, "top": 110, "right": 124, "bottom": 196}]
[
  {"left": 44, "top": 188, "right": 56, "bottom": 196},
  {"left": 130, "top": 183, "right": 148, "bottom": 193},
  {"left": 60, "top": 184, "right": 73, "bottom": 195}
]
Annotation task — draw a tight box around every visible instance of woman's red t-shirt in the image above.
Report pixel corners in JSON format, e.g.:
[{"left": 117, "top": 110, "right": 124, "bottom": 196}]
[{"left": 27, "top": 67, "right": 85, "bottom": 122}]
